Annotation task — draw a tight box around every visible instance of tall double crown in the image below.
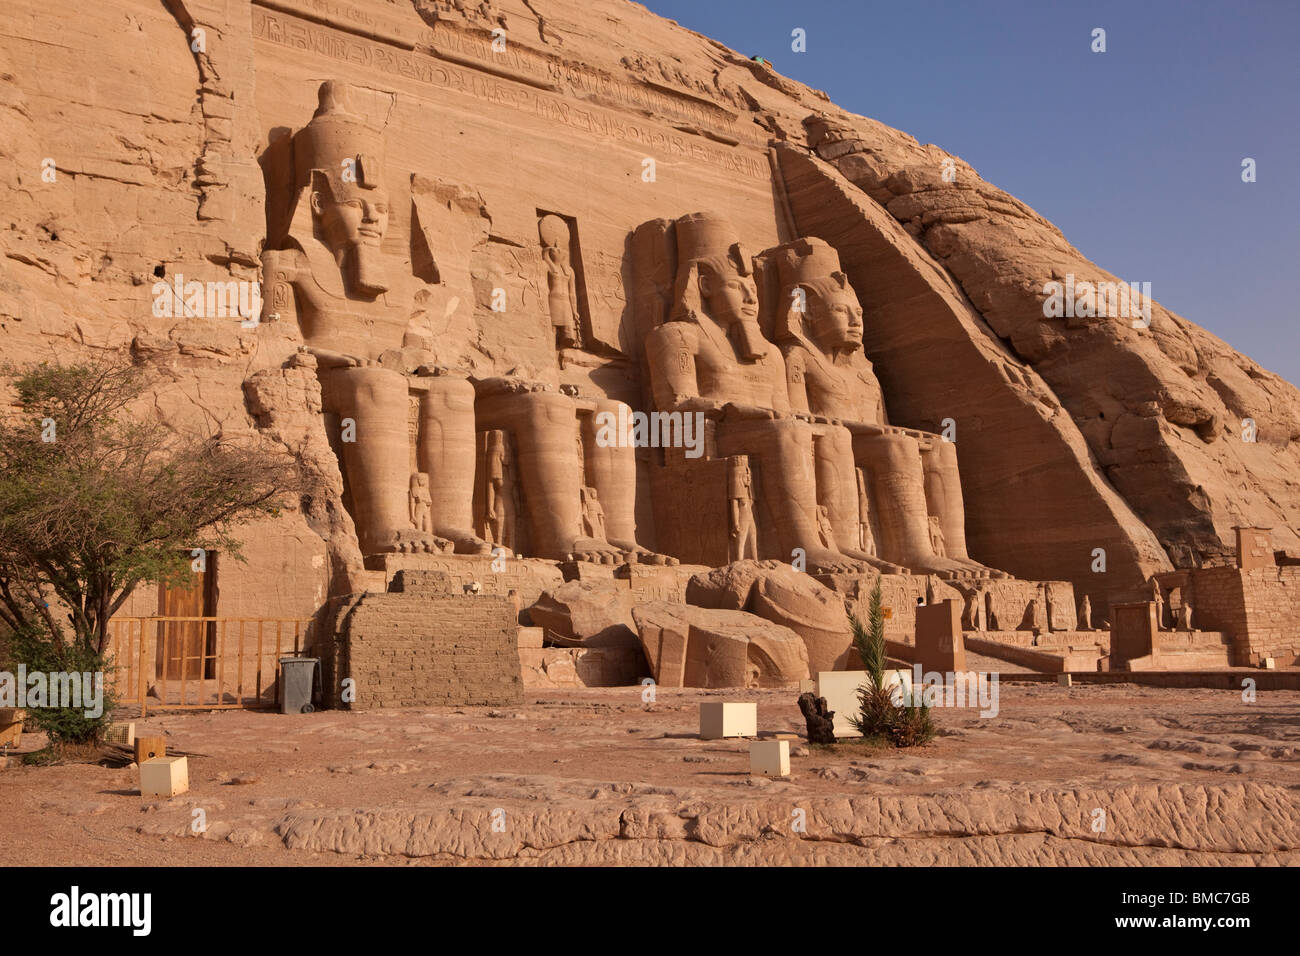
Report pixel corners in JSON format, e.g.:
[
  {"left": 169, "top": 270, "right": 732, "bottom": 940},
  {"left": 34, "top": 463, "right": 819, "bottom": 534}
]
[
  {"left": 771, "top": 237, "right": 843, "bottom": 291},
  {"left": 294, "top": 81, "right": 385, "bottom": 192},
  {"left": 673, "top": 211, "right": 752, "bottom": 275}
]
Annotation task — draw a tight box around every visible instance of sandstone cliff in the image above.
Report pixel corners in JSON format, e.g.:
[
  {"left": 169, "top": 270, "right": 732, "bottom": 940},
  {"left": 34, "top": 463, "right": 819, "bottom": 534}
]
[{"left": 1, "top": 0, "right": 1294, "bottom": 614}]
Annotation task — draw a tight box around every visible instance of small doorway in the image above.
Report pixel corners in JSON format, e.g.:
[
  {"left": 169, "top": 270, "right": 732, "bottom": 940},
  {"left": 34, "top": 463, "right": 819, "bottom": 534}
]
[{"left": 156, "top": 554, "right": 217, "bottom": 680}]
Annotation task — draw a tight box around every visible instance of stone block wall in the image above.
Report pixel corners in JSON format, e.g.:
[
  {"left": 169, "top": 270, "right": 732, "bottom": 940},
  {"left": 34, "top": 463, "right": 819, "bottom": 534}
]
[
  {"left": 1236, "top": 567, "right": 1300, "bottom": 665},
  {"left": 1187, "top": 566, "right": 1247, "bottom": 660},
  {"left": 834, "top": 574, "right": 1077, "bottom": 645},
  {"left": 1186, "top": 565, "right": 1300, "bottom": 666}
]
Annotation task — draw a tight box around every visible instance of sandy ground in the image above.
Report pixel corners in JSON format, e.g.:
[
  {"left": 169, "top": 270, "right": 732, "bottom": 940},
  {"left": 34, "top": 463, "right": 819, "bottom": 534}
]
[{"left": 2, "top": 681, "right": 1298, "bottom": 865}]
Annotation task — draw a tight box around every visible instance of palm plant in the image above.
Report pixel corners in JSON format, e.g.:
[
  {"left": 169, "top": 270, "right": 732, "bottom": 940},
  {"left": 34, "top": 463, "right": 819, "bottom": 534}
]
[{"left": 847, "top": 576, "right": 934, "bottom": 747}]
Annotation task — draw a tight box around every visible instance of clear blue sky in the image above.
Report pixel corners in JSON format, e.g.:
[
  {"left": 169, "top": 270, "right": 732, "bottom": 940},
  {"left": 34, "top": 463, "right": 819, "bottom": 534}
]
[{"left": 644, "top": 0, "right": 1300, "bottom": 384}]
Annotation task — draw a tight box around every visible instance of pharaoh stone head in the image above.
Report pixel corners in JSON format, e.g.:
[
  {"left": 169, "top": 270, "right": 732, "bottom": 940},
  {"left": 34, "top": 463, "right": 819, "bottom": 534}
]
[
  {"left": 772, "top": 238, "right": 863, "bottom": 354},
  {"left": 293, "top": 81, "right": 390, "bottom": 295},
  {"left": 671, "top": 212, "right": 765, "bottom": 360}
]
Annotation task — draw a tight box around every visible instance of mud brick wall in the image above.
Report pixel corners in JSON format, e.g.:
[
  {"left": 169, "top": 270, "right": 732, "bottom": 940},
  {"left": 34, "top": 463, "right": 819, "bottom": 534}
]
[{"left": 340, "top": 587, "right": 522, "bottom": 709}]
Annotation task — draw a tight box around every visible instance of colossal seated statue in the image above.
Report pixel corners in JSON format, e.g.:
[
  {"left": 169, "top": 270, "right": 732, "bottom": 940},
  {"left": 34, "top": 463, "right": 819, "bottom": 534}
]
[
  {"left": 262, "top": 86, "right": 992, "bottom": 585},
  {"left": 261, "top": 80, "right": 454, "bottom": 557},
  {"left": 644, "top": 212, "right": 861, "bottom": 574},
  {"left": 762, "top": 237, "right": 1001, "bottom": 579},
  {"left": 263, "top": 81, "right": 656, "bottom": 567}
]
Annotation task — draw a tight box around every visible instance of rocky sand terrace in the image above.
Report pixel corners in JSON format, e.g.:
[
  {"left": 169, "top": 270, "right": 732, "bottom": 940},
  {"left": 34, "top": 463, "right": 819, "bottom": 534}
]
[{"left": 3, "top": 683, "right": 1298, "bottom": 866}]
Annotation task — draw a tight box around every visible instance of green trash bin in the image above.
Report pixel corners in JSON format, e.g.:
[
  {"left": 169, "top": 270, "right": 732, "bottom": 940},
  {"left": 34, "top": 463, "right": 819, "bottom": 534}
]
[{"left": 279, "top": 656, "right": 319, "bottom": 714}]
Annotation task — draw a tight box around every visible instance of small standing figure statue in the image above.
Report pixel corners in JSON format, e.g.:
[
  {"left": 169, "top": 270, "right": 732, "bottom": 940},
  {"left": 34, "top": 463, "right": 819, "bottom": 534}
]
[
  {"left": 855, "top": 467, "right": 875, "bottom": 556},
  {"left": 1024, "top": 597, "right": 1041, "bottom": 633},
  {"left": 580, "top": 486, "right": 607, "bottom": 541},
  {"left": 1178, "top": 601, "right": 1194, "bottom": 631},
  {"left": 728, "top": 457, "right": 758, "bottom": 562},
  {"left": 409, "top": 473, "right": 433, "bottom": 533},
  {"left": 928, "top": 515, "right": 947, "bottom": 558},
  {"left": 964, "top": 585, "right": 986, "bottom": 632},
  {"left": 1078, "top": 593, "right": 1093, "bottom": 631},
  {"left": 1148, "top": 577, "right": 1167, "bottom": 630},
  {"left": 482, "top": 430, "right": 508, "bottom": 546},
  {"left": 539, "top": 214, "right": 581, "bottom": 349},
  {"left": 816, "top": 505, "right": 837, "bottom": 550}
]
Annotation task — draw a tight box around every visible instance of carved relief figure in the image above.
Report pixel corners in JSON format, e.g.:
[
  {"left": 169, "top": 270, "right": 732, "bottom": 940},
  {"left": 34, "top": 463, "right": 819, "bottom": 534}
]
[
  {"left": 480, "top": 429, "right": 510, "bottom": 547},
  {"left": 964, "top": 584, "right": 986, "bottom": 631},
  {"left": 855, "top": 467, "right": 875, "bottom": 555},
  {"left": 1023, "top": 597, "right": 1040, "bottom": 632},
  {"left": 928, "top": 515, "right": 947, "bottom": 558},
  {"left": 816, "top": 505, "right": 837, "bottom": 550}
]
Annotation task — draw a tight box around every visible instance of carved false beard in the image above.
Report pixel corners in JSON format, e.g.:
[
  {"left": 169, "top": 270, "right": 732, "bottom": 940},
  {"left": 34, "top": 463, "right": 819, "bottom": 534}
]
[
  {"left": 343, "top": 242, "right": 389, "bottom": 297},
  {"left": 729, "top": 318, "right": 768, "bottom": 362}
]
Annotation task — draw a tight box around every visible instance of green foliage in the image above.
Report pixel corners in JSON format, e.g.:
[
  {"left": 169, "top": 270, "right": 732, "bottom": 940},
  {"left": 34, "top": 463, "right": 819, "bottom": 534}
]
[
  {"left": 847, "top": 576, "right": 935, "bottom": 748},
  {"left": 0, "top": 357, "right": 299, "bottom": 678},
  {"left": 6, "top": 623, "right": 115, "bottom": 743}
]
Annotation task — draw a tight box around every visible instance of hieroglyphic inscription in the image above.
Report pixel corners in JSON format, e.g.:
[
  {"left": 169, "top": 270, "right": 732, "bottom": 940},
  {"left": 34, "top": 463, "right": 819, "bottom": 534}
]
[
  {"left": 251, "top": 7, "right": 769, "bottom": 181},
  {"left": 420, "top": 21, "right": 744, "bottom": 141}
]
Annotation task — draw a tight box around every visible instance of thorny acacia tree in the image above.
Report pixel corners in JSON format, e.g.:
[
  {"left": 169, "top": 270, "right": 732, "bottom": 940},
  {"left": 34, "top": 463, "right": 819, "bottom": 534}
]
[{"left": 0, "top": 357, "right": 300, "bottom": 660}]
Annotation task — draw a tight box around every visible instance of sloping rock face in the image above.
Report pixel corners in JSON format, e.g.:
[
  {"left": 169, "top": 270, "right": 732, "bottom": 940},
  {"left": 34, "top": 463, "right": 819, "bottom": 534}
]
[
  {"left": 786, "top": 120, "right": 1300, "bottom": 575},
  {"left": 1, "top": 0, "right": 1295, "bottom": 625}
]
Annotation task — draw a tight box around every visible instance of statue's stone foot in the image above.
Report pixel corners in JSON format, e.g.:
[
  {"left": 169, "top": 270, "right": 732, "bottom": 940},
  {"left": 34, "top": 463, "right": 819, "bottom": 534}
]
[
  {"left": 841, "top": 549, "right": 910, "bottom": 575},
  {"left": 568, "top": 537, "right": 629, "bottom": 566},
  {"left": 942, "top": 555, "right": 1010, "bottom": 579},
  {"left": 380, "top": 529, "right": 455, "bottom": 555},
  {"left": 958, "top": 560, "right": 1010, "bottom": 579},
  {"left": 635, "top": 552, "right": 680, "bottom": 566},
  {"left": 900, "top": 556, "right": 995, "bottom": 580},
  {"left": 609, "top": 539, "right": 678, "bottom": 566}
]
